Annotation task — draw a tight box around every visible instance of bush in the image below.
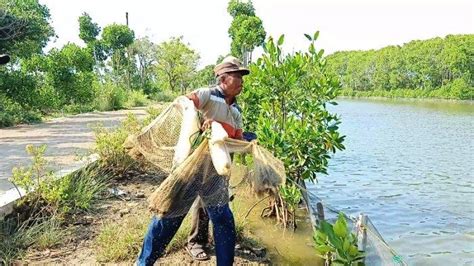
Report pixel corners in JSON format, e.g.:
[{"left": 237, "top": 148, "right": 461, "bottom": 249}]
[
  {"left": 142, "top": 105, "right": 165, "bottom": 126},
  {"left": 314, "top": 213, "right": 365, "bottom": 265},
  {"left": 242, "top": 33, "right": 345, "bottom": 183},
  {"left": 93, "top": 113, "right": 142, "bottom": 175},
  {"left": 93, "top": 81, "right": 127, "bottom": 111},
  {"left": 241, "top": 33, "right": 345, "bottom": 228},
  {"left": 2, "top": 145, "right": 110, "bottom": 263},
  {"left": 0, "top": 93, "right": 42, "bottom": 127},
  {"left": 150, "top": 89, "right": 179, "bottom": 102},
  {"left": 124, "top": 89, "right": 149, "bottom": 108},
  {"left": 10, "top": 145, "right": 110, "bottom": 214},
  {"left": 63, "top": 103, "right": 95, "bottom": 114}
]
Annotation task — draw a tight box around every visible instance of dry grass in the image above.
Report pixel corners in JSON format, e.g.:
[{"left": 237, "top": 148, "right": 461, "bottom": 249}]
[
  {"left": 94, "top": 211, "right": 193, "bottom": 262},
  {"left": 94, "top": 212, "right": 150, "bottom": 262}
]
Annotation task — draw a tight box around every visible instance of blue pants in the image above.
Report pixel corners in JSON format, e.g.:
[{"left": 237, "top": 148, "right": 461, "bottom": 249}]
[{"left": 137, "top": 203, "right": 236, "bottom": 266}]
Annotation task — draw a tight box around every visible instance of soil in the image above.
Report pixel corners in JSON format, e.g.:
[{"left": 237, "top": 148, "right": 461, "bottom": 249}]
[{"left": 16, "top": 170, "right": 270, "bottom": 265}]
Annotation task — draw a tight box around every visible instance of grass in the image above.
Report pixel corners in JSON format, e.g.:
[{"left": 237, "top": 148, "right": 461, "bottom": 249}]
[
  {"left": 1, "top": 146, "right": 113, "bottom": 264},
  {"left": 27, "top": 215, "right": 66, "bottom": 251},
  {"left": 94, "top": 212, "right": 192, "bottom": 262},
  {"left": 95, "top": 212, "right": 151, "bottom": 262},
  {"left": 0, "top": 214, "right": 66, "bottom": 265}
]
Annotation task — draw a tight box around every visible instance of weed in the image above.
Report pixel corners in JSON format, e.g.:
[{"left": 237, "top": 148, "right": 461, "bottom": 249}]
[
  {"left": 95, "top": 212, "right": 150, "bottom": 262},
  {"left": 93, "top": 113, "right": 142, "bottom": 175}
]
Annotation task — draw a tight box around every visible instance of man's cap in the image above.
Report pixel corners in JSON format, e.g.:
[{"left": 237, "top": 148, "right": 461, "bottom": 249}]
[
  {"left": 214, "top": 56, "right": 250, "bottom": 77},
  {"left": 0, "top": 54, "right": 10, "bottom": 65}
]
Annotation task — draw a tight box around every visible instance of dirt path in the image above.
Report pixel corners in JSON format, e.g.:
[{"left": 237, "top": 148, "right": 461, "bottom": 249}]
[{"left": 0, "top": 108, "right": 150, "bottom": 200}]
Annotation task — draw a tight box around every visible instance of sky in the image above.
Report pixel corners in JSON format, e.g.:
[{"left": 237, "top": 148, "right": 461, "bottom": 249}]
[{"left": 40, "top": 0, "right": 473, "bottom": 68}]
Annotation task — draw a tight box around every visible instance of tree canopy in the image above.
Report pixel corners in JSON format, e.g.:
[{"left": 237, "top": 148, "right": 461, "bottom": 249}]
[
  {"left": 325, "top": 34, "right": 473, "bottom": 99},
  {"left": 155, "top": 36, "right": 200, "bottom": 94},
  {"left": 78, "top": 12, "right": 100, "bottom": 44},
  {"left": 0, "top": 0, "right": 54, "bottom": 58},
  {"left": 227, "top": 0, "right": 266, "bottom": 63}
]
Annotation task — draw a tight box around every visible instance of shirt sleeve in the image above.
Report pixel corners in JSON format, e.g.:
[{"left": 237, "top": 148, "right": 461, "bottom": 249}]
[{"left": 187, "top": 88, "right": 211, "bottom": 110}]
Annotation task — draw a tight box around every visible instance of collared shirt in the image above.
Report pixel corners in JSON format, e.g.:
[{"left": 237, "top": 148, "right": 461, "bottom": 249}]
[{"left": 188, "top": 86, "right": 243, "bottom": 139}]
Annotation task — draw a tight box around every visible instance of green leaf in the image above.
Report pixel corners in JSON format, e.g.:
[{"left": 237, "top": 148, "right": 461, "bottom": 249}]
[
  {"left": 333, "top": 214, "right": 348, "bottom": 238},
  {"left": 309, "top": 43, "right": 315, "bottom": 54},
  {"left": 304, "top": 33, "right": 312, "bottom": 41},
  {"left": 313, "top": 30, "right": 320, "bottom": 41},
  {"left": 315, "top": 230, "right": 328, "bottom": 242},
  {"left": 318, "top": 49, "right": 325, "bottom": 58},
  {"left": 277, "top": 34, "right": 285, "bottom": 46},
  {"left": 348, "top": 245, "right": 359, "bottom": 256},
  {"left": 342, "top": 239, "right": 350, "bottom": 252},
  {"left": 315, "top": 244, "right": 333, "bottom": 254}
]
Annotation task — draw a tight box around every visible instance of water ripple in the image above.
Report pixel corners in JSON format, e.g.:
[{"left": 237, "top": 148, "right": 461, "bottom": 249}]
[{"left": 309, "top": 99, "right": 474, "bottom": 265}]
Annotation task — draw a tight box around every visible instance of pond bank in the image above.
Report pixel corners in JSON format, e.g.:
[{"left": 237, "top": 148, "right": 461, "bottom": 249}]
[
  {"left": 3, "top": 164, "right": 321, "bottom": 265},
  {"left": 337, "top": 95, "right": 474, "bottom": 104}
]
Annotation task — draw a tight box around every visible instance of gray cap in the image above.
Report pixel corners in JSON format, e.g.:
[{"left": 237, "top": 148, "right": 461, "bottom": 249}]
[{"left": 213, "top": 56, "right": 250, "bottom": 77}]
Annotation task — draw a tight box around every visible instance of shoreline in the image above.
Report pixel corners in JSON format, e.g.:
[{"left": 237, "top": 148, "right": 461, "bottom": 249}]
[
  {"left": 2, "top": 164, "right": 321, "bottom": 265},
  {"left": 337, "top": 95, "right": 474, "bottom": 104}
]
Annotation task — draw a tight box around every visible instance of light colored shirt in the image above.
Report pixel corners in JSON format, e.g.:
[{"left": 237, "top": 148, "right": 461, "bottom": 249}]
[{"left": 188, "top": 86, "right": 243, "bottom": 139}]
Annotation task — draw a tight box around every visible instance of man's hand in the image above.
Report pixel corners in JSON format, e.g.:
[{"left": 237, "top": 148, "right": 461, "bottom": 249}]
[{"left": 201, "top": 119, "right": 214, "bottom": 131}]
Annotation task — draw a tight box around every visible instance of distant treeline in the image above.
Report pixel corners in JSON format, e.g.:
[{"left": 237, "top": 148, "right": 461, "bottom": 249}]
[{"left": 326, "top": 34, "right": 473, "bottom": 100}]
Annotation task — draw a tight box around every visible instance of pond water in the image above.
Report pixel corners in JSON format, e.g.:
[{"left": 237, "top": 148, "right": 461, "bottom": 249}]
[{"left": 307, "top": 98, "right": 474, "bottom": 265}]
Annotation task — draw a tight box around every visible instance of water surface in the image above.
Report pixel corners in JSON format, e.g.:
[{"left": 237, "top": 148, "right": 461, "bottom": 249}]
[{"left": 308, "top": 98, "right": 474, "bottom": 265}]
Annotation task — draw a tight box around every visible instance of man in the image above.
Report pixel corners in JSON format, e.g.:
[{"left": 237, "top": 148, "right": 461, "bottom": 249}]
[
  {"left": 185, "top": 56, "right": 251, "bottom": 261},
  {"left": 137, "top": 56, "right": 250, "bottom": 266}
]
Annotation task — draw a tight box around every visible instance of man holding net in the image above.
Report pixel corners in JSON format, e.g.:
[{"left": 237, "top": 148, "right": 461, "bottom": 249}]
[{"left": 137, "top": 56, "right": 251, "bottom": 266}]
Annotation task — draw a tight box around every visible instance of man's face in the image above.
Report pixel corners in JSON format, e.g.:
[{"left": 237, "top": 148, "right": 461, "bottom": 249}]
[{"left": 223, "top": 72, "right": 244, "bottom": 97}]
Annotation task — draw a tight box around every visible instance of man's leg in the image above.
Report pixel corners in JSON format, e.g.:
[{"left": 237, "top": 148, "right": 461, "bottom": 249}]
[
  {"left": 137, "top": 215, "right": 186, "bottom": 266},
  {"left": 206, "top": 203, "right": 236, "bottom": 266},
  {"left": 187, "top": 199, "right": 210, "bottom": 260}
]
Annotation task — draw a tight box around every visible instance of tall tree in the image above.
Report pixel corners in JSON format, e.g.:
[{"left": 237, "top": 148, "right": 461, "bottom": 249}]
[
  {"left": 325, "top": 34, "right": 474, "bottom": 99},
  {"left": 78, "top": 12, "right": 107, "bottom": 68},
  {"left": 0, "top": 0, "right": 54, "bottom": 58},
  {"left": 155, "top": 36, "right": 199, "bottom": 94},
  {"left": 227, "top": 0, "right": 266, "bottom": 65},
  {"left": 43, "top": 43, "right": 95, "bottom": 105},
  {"left": 101, "top": 23, "right": 135, "bottom": 87},
  {"left": 227, "top": 0, "right": 255, "bottom": 17},
  {"left": 131, "top": 37, "right": 158, "bottom": 93},
  {"left": 78, "top": 12, "right": 100, "bottom": 44},
  {"left": 190, "top": 64, "right": 215, "bottom": 88}
]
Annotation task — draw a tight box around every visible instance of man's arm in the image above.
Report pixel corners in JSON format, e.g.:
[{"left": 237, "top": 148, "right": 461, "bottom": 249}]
[{"left": 186, "top": 88, "right": 211, "bottom": 110}]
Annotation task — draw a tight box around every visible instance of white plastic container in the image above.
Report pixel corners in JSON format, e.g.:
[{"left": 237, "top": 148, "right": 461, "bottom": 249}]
[
  {"left": 172, "top": 97, "right": 200, "bottom": 167},
  {"left": 209, "top": 121, "right": 232, "bottom": 176}
]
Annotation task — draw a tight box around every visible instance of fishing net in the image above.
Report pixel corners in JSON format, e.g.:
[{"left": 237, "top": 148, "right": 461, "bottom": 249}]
[
  {"left": 124, "top": 96, "right": 285, "bottom": 218},
  {"left": 359, "top": 216, "right": 406, "bottom": 265},
  {"left": 303, "top": 188, "right": 407, "bottom": 266}
]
